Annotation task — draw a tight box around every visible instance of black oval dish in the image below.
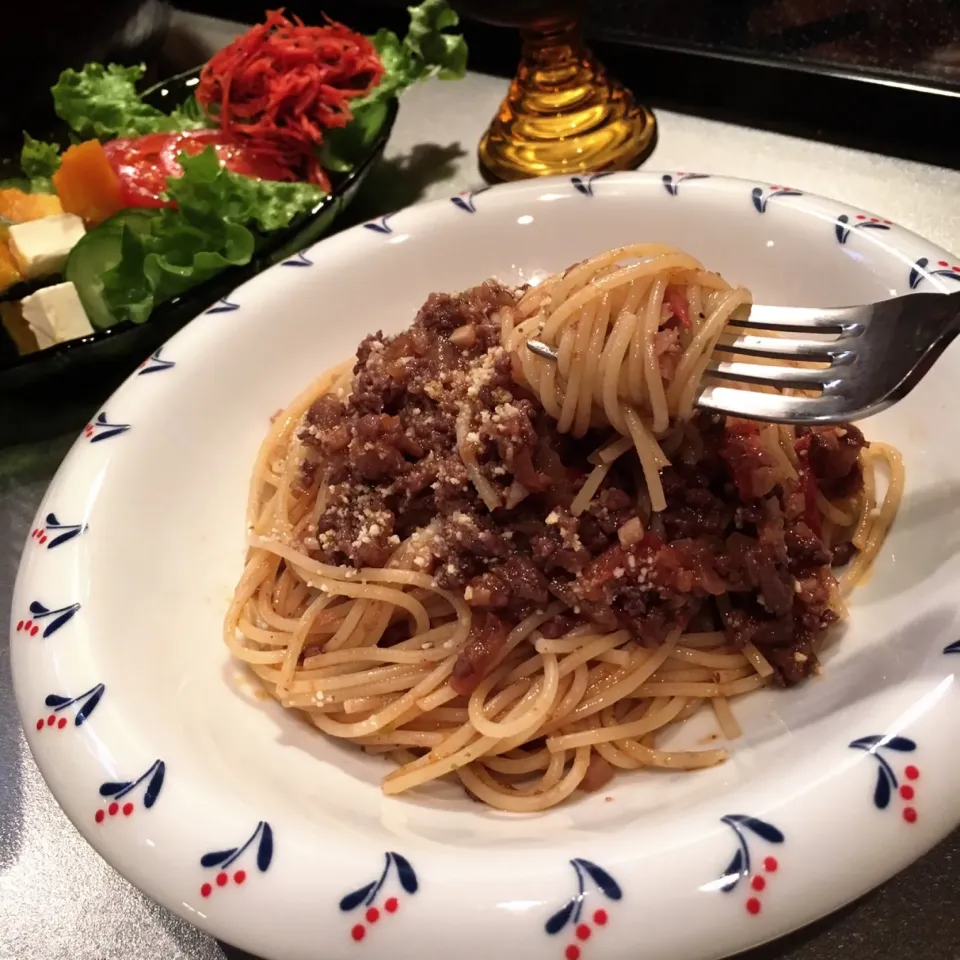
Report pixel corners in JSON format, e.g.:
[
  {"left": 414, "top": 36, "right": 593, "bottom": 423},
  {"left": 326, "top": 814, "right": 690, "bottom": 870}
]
[{"left": 0, "top": 69, "right": 397, "bottom": 446}]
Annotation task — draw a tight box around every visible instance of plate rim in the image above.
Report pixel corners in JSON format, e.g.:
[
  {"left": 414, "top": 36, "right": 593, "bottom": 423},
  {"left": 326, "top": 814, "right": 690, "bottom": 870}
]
[{"left": 10, "top": 170, "right": 960, "bottom": 960}]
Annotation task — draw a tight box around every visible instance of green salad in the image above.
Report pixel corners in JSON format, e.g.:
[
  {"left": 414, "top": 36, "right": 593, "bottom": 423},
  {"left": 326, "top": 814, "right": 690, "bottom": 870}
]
[{"left": 0, "top": 0, "right": 465, "bottom": 352}]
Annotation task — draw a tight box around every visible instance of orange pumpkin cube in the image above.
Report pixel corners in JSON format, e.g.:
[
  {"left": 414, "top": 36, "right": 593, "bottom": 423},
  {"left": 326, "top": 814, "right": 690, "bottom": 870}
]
[
  {"left": 53, "top": 140, "right": 126, "bottom": 225},
  {"left": 0, "top": 188, "right": 63, "bottom": 223}
]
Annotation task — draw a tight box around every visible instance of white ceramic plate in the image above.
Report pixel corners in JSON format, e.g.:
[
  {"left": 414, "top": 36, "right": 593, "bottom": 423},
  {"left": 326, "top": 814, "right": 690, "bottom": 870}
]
[{"left": 11, "top": 173, "right": 960, "bottom": 960}]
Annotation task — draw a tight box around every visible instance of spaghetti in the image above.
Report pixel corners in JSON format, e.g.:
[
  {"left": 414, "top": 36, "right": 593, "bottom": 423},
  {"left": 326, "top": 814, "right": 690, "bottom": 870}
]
[{"left": 226, "top": 244, "right": 903, "bottom": 812}]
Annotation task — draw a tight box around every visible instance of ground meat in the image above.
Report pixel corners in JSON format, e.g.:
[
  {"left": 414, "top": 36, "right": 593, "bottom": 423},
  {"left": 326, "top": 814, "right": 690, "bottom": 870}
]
[
  {"left": 831, "top": 541, "right": 858, "bottom": 567},
  {"left": 450, "top": 613, "right": 511, "bottom": 695},
  {"left": 299, "top": 283, "right": 864, "bottom": 690},
  {"left": 719, "top": 420, "right": 780, "bottom": 500},
  {"left": 799, "top": 424, "right": 868, "bottom": 500},
  {"left": 350, "top": 413, "right": 417, "bottom": 480},
  {"left": 485, "top": 397, "right": 547, "bottom": 492},
  {"left": 661, "top": 470, "right": 732, "bottom": 541},
  {"left": 578, "top": 487, "right": 639, "bottom": 553},
  {"left": 725, "top": 606, "right": 795, "bottom": 648},
  {"left": 579, "top": 753, "right": 615, "bottom": 792},
  {"left": 529, "top": 509, "right": 590, "bottom": 575},
  {"left": 764, "top": 640, "right": 818, "bottom": 686},
  {"left": 304, "top": 394, "right": 350, "bottom": 453},
  {"left": 539, "top": 614, "right": 577, "bottom": 639},
  {"left": 465, "top": 571, "right": 511, "bottom": 608}
]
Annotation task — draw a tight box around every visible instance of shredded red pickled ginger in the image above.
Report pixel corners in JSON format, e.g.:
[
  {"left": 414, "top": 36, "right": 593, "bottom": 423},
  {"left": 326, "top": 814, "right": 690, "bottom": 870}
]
[{"left": 196, "top": 9, "right": 384, "bottom": 183}]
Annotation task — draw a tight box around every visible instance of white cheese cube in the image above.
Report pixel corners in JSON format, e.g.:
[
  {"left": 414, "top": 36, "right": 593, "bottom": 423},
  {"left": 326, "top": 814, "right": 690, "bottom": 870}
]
[
  {"left": 8, "top": 214, "right": 86, "bottom": 279},
  {"left": 21, "top": 282, "right": 94, "bottom": 346},
  {"left": 33, "top": 327, "right": 57, "bottom": 350}
]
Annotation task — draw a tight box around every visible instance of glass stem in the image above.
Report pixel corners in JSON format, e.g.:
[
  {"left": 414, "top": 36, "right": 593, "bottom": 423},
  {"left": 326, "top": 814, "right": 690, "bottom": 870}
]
[{"left": 518, "top": 21, "right": 588, "bottom": 89}]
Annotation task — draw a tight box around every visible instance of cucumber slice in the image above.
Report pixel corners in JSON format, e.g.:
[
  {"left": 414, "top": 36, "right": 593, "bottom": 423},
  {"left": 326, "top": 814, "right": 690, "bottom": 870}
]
[{"left": 65, "top": 208, "right": 158, "bottom": 330}]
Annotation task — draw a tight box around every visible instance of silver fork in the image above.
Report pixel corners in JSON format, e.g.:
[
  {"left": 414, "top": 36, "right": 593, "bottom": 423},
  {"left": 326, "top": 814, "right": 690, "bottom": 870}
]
[{"left": 526, "top": 289, "right": 960, "bottom": 425}]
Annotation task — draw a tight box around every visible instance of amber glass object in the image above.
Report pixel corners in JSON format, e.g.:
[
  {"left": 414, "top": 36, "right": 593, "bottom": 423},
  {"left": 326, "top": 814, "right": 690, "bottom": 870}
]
[{"left": 457, "top": 0, "right": 655, "bottom": 182}]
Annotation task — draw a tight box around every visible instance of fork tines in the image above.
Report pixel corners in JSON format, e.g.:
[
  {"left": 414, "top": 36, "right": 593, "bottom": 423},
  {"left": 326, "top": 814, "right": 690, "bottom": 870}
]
[{"left": 706, "top": 307, "right": 862, "bottom": 394}]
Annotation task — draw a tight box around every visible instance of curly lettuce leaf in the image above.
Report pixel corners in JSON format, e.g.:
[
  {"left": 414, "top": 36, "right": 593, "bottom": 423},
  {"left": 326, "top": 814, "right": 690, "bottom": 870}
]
[
  {"left": 20, "top": 134, "right": 61, "bottom": 192},
  {"left": 100, "top": 209, "right": 253, "bottom": 325},
  {"left": 93, "top": 147, "right": 324, "bottom": 326},
  {"left": 322, "top": 0, "right": 467, "bottom": 172},
  {"left": 404, "top": 0, "right": 469, "bottom": 81},
  {"left": 52, "top": 63, "right": 211, "bottom": 140},
  {"left": 169, "top": 95, "right": 209, "bottom": 130},
  {"left": 165, "top": 147, "right": 325, "bottom": 232}
]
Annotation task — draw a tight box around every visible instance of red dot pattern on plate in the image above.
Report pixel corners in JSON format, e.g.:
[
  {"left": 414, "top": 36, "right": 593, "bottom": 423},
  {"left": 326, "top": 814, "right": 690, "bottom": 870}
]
[
  {"left": 198, "top": 822, "right": 272, "bottom": 899},
  {"left": 97, "top": 801, "right": 134, "bottom": 822},
  {"left": 199, "top": 872, "right": 247, "bottom": 897},
  {"left": 549, "top": 859, "right": 621, "bottom": 957},
  {"left": 199, "top": 868, "right": 248, "bottom": 898},
  {"left": 741, "top": 856, "right": 781, "bottom": 913},
  {"left": 349, "top": 893, "right": 408, "bottom": 943},
  {"left": 344, "top": 855, "right": 419, "bottom": 943},
  {"left": 900, "top": 765, "right": 920, "bottom": 823},
  {"left": 57, "top": 717, "right": 67, "bottom": 729},
  {"left": 562, "top": 902, "right": 615, "bottom": 956}
]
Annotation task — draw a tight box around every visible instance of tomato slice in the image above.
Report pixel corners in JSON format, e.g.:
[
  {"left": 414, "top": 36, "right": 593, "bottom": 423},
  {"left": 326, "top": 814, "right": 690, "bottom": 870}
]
[
  {"left": 103, "top": 134, "right": 173, "bottom": 208},
  {"left": 664, "top": 285, "right": 691, "bottom": 328},
  {"left": 163, "top": 130, "right": 295, "bottom": 183},
  {"left": 103, "top": 130, "right": 297, "bottom": 208}
]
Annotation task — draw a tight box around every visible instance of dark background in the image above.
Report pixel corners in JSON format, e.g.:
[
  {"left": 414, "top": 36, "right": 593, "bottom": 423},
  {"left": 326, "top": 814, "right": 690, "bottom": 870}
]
[{"left": 3, "top": 0, "right": 960, "bottom": 169}]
